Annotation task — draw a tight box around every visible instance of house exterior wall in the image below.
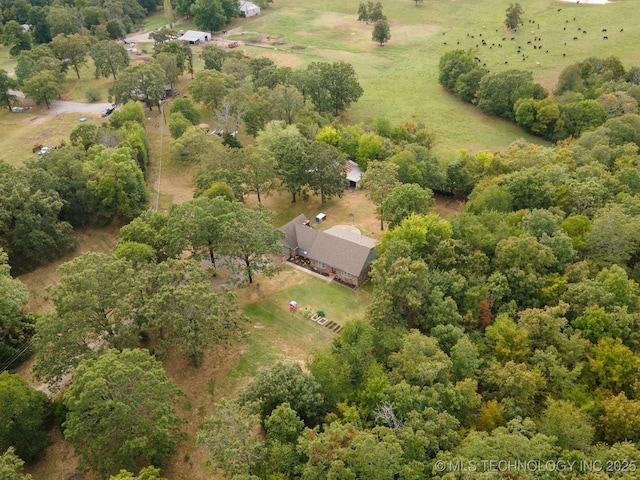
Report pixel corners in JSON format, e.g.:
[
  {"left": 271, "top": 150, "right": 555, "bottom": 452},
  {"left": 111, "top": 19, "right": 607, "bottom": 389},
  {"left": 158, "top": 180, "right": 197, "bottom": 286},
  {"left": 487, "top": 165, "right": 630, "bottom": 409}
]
[{"left": 307, "top": 259, "right": 365, "bottom": 287}]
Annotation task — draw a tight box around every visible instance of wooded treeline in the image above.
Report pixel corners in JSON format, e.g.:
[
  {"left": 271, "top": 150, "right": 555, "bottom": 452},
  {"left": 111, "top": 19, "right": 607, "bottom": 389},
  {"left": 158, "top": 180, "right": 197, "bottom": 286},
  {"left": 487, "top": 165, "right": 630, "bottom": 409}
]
[{"left": 440, "top": 51, "right": 640, "bottom": 143}]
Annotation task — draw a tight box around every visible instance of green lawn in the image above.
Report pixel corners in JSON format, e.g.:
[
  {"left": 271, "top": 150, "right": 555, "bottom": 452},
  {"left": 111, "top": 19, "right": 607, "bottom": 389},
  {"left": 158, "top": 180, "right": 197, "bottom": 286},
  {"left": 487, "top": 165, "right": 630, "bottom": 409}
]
[
  {"left": 240, "top": 0, "right": 640, "bottom": 150},
  {"left": 222, "top": 269, "right": 370, "bottom": 385}
]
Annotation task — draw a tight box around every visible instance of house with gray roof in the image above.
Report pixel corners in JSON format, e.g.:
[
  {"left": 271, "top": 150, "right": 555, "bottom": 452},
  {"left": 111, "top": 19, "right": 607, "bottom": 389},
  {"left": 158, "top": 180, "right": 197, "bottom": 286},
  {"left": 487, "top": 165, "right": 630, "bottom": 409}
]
[{"left": 281, "top": 214, "right": 377, "bottom": 287}]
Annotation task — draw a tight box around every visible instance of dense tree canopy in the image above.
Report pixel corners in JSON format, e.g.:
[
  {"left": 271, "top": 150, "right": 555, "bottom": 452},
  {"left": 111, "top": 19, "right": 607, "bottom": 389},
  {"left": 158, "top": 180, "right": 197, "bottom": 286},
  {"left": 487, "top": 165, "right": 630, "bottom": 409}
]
[{"left": 63, "top": 349, "right": 184, "bottom": 478}]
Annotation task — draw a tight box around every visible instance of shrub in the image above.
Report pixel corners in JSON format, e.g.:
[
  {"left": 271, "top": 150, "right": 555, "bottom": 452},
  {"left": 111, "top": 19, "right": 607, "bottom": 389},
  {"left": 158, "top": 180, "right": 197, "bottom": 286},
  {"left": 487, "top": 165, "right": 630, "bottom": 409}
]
[{"left": 85, "top": 87, "right": 102, "bottom": 103}]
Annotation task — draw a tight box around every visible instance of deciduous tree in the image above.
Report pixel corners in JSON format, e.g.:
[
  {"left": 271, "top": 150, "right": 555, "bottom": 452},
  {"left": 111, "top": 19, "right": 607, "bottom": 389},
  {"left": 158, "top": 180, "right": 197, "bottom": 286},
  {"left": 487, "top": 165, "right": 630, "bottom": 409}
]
[
  {"left": 21, "top": 70, "right": 60, "bottom": 109},
  {"left": 305, "top": 140, "right": 347, "bottom": 205},
  {"left": 372, "top": 19, "right": 391, "bottom": 46},
  {"left": 0, "top": 447, "right": 33, "bottom": 480},
  {"left": 0, "top": 69, "right": 19, "bottom": 111},
  {"left": 0, "top": 372, "right": 50, "bottom": 463},
  {"left": 197, "top": 400, "right": 264, "bottom": 477},
  {"left": 358, "top": 160, "right": 401, "bottom": 230},
  {"left": 50, "top": 33, "right": 90, "bottom": 79},
  {"left": 505, "top": 3, "right": 524, "bottom": 32},
  {"left": 381, "top": 183, "right": 434, "bottom": 229},
  {"left": 111, "top": 62, "right": 166, "bottom": 111},
  {"left": 145, "top": 283, "right": 243, "bottom": 366},
  {"left": 239, "top": 362, "right": 325, "bottom": 425},
  {"left": 218, "top": 203, "right": 284, "bottom": 284},
  {"left": 242, "top": 146, "right": 278, "bottom": 203},
  {"left": 32, "top": 253, "right": 141, "bottom": 385},
  {"left": 63, "top": 349, "right": 185, "bottom": 478},
  {"left": 91, "top": 40, "right": 130, "bottom": 80}
]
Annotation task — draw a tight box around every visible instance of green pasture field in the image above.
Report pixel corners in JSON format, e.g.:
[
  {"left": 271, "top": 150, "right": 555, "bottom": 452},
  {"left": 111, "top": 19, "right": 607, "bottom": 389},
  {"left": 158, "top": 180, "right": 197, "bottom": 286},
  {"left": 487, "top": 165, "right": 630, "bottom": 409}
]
[{"left": 239, "top": 0, "right": 640, "bottom": 149}]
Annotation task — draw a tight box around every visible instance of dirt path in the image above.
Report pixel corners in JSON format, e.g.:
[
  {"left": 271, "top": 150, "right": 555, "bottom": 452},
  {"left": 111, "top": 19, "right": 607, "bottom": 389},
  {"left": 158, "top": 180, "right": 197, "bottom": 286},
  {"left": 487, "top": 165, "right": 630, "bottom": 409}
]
[{"left": 10, "top": 90, "right": 112, "bottom": 120}]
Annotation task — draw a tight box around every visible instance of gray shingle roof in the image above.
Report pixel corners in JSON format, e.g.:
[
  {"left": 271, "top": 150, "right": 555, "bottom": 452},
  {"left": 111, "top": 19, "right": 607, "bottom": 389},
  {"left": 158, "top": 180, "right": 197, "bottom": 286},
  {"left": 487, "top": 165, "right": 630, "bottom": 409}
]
[{"left": 281, "top": 215, "right": 377, "bottom": 276}]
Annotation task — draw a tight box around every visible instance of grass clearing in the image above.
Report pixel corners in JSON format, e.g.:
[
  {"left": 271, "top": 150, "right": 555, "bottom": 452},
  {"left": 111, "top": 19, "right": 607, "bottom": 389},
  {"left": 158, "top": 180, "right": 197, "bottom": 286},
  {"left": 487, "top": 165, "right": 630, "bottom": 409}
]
[{"left": 0, "top": 109, "right": 106, "bottom": 166}]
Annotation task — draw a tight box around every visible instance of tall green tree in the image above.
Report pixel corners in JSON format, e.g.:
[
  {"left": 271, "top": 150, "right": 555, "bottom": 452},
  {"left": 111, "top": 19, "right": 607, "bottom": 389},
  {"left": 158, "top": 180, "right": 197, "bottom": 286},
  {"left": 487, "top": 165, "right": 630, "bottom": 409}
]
[
  {"left": 21, "top": 70, "right": 60, "bottom": 109},
  {"left": 145, "top": 283, "right": 243, "bottom": 366},
  {"left": 358, "top": 160, "right": 401, "bottom": 230},
  {"left": 257, "top": 122, "right": 310, "bottom": 203},
  {"left": 0, "top": 248, "right": 33, "bottom": 369},
  {"left": 265, "top": 83, "right": 304, "bottom": 125},
  {"left": 0, "top": 69, "right": 19, "bottom": 111},
  {"left": 197, "top": 400, "right": 264, "bottom": 478},
  {"left": 505, "top": 3, "right": 524, "bottom": 32},
  {"left": 238, "top": 362, "right": 326, "bottom": 425},
  {"left": 1, "top": 20, "right": 31, "bottom": 57},
  {"left": 84, "top": 146, "right": 150, "bottom": 223},
  {"left": 63, "top": 349, "right": 185, "bottom": 478},
  {"left": 372, "top": 19, "right": 391, "bottom": 46},
  {"left": 47, "top": 5, "right": 82, "bottom": 37},
  {"left": 304, "top": 61, "right": 364, "bottom": 115},
  {"left": 50, "top": 33, "right": 90, "bottom": 79},
  {"left": 218, "top": 204, "right": 284, "bottom": 284},
  {"left": 242, "top": 146, "right": 278, "bottom": 203},
  {"left": 0, "top": 447, "right": 33, "bottom": 480},
  {"left": 305, "top": 140, "right": 348, "bottom": 205},
  {"left": 188, "top": 69, "right": 231, "bottom": 110},
  {"left": 381, "top": 183, "right": 435, "bottom": 229},
  {"left": 32, "top": 253, "right": 142, "bottom": 385},
  {"left": 0, "top": 372, "right": 50, "bottom": 463},
  {"left": 91, "top": 40, "right": 130, "bottom": 80},
  {"left": 190, "top": 0, "right": 227, "bottom": 34},
  {"left": 0, "top": 167, "right": 77, "bottom": 274},
  {"left": 111, "top": 62, "right": 166, "bottom": 111}
]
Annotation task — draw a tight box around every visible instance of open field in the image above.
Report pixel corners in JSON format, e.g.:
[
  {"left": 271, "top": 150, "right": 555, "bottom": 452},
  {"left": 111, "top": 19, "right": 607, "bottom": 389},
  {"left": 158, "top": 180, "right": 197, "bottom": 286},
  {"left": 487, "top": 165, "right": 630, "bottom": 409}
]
[
  {"left": 238, "top": 0, "right": 640, "bottom": 149},
  {"left": 2, "top": 0, "right": 640, "bottom": 157}
]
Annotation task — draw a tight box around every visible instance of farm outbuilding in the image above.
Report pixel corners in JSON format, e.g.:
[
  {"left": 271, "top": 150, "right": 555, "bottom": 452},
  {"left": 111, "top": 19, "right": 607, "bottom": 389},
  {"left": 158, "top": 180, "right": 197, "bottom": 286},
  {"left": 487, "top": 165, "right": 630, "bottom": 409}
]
[
  {"left": 178, "top": 30, "right": 210, "bottom": 45},
  {"left": 239, "top": 1, "right": 261, "bottom": 17}
]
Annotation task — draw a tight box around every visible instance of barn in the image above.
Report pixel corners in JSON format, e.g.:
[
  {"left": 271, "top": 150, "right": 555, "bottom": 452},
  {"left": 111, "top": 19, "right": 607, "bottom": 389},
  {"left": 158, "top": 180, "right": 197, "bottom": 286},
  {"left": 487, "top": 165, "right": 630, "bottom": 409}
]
[
  {"left": 178, "top": 30, "right": 210, "bottom": 45},
  {"left": 239, "top": 1, "right": 261, "bottom": 17}
]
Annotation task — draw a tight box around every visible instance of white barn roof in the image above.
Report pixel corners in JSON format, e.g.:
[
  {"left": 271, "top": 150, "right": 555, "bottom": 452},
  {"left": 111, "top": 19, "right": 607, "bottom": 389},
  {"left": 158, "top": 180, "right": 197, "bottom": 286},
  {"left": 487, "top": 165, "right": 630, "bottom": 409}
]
[{"left": 178, "top": 30, "right": 209, "bottom": 43}]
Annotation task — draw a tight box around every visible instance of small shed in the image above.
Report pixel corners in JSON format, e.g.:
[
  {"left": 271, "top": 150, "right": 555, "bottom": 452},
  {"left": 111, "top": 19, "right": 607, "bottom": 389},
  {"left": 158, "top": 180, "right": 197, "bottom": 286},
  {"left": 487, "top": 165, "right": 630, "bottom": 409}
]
[
  {"left": 346, "top": 160, "right": 363, "bottom": 188},
  {"left": 178, "top": 30, "right": 210, "bottom": 45},
  {"left": 239, "top": 1, "right": 261, "bottom": 17},
  {"left": 315, "top": 213, "right": 326, "bottom": 223}
]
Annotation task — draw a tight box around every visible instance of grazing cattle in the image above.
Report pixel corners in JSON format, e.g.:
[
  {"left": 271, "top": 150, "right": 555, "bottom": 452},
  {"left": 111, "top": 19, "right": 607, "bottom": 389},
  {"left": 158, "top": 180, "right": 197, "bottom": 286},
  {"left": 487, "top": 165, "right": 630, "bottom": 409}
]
[
  {"left": 620, "top": 28, "right": 624, "bottom": 32},
  {"left": 602, "top": 28, "right": 607, "bottom": 32},
  {"left": 603, "top": 36, "right": 608, "bottom": 40},
  {"left": 573, "top": 37, "right": 578, "bottom": 40}
]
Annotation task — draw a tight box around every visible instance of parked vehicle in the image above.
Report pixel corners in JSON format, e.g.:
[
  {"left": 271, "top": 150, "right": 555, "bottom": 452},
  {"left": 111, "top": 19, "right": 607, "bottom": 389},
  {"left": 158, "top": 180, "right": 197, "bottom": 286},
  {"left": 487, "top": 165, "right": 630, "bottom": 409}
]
[{"left": 101, "top": 106, "right": 115, "bottom": 117}]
